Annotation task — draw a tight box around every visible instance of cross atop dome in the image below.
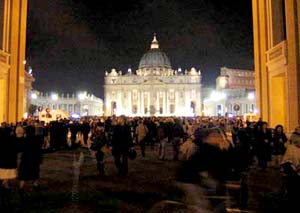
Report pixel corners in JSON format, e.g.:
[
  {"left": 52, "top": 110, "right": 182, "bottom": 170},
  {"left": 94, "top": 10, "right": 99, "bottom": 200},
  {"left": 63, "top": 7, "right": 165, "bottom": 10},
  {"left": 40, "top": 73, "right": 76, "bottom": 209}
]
[{"left": 150, "top": 33, "right": 159, "bottom": 49}]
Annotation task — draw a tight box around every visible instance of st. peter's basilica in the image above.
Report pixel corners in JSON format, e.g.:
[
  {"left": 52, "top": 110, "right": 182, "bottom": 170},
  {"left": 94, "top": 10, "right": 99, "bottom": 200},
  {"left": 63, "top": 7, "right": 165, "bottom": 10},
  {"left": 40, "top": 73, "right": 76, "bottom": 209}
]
[{"left": 104, "top": 35, "right": 202, "bottom": 117}]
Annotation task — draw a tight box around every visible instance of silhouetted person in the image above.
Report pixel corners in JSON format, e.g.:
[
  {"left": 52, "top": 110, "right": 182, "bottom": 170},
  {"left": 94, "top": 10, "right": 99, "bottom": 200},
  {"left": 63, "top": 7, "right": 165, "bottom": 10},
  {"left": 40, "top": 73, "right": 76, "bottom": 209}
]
[{"left": 111, "top": 115, "right": 133, "bottom": 176}]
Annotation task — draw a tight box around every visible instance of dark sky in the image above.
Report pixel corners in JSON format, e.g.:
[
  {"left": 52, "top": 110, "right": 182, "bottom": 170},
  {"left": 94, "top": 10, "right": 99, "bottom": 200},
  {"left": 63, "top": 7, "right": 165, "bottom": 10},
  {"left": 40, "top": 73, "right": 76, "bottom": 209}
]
[{"left": 26, "top": 0, "right": 253, "bottom": 99}]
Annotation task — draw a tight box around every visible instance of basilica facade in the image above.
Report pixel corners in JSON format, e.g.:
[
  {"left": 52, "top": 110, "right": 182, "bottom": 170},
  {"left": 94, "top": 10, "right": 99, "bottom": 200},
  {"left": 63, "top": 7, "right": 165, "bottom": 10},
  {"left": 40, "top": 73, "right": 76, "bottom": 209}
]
[{"left": 104, "top": 35, "right": 202, "bottom": 117}]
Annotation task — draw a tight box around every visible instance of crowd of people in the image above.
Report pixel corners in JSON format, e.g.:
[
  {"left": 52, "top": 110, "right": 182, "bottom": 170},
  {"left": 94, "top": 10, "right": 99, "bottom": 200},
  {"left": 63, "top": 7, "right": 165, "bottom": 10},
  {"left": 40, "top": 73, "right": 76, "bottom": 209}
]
[{"left": 1, "top": 115, "right": 300, "bottom": 203}]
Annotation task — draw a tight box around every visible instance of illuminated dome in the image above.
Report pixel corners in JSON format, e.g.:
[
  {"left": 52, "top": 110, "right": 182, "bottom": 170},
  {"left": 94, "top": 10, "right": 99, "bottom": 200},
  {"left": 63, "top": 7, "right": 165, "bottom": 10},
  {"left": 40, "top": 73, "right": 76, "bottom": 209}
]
[{"left": 138, "top": 35, "right": 171, "bottom": 69}]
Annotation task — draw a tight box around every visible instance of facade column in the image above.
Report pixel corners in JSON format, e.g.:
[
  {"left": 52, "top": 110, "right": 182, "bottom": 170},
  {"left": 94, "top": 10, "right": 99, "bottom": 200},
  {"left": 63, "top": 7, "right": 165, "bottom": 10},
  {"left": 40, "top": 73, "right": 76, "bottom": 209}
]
[
  {"left": 156, "top": 91, "right": 159, "bottom": 115},
  {"left": 185, "top": 89, "right": 189, "bottom": 112},
  {"left": 117, "top": 90, "right": 121, "bottom": 114},
  {"left": 128, "top": 91, "right": 132, "bottom": 115},
  {"left": 175, "top": 91, "right": 178, "bottom": 114},
  {"left": 78, "top": 104, "right": 82, "bottom": 115},
  {"left": 166, "top": 90, "right": 169, "bottom": 115},
  {"left": 141, "top": 91, "right": 144, "bottom": 116},
  {"left": 137, "top": 91, "right": 141, "bottom": 115},
  {"left": 0, "top": 68, "right": 8, "bottom": 122},
  {"left": 69, "top": 104, "right": 72, "bottom": 113},
  {"left": 147, "top": 92, "right": 150, "bottom": 116},
  {"left": 163, "top": 91, "right": 166, "bottom": 115}
]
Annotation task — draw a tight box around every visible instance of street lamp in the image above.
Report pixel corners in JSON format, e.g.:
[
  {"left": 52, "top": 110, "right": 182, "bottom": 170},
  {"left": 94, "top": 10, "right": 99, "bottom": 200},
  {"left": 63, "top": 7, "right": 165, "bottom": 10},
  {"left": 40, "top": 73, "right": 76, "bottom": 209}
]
[
  {"left": 78, "top": 92, "right": 85, "bottom": 100},
  {"left": 31, "top": 93, "right": 37, "bottom": 99},
  {"left": 247, "top": 92, "right": 255, "bottom": 100},
  {"left": 51, "top": 93, "right": 58, "bottom": 101},
  {"left": 28, "top": 66, "right": 33, "bottom": 75}
]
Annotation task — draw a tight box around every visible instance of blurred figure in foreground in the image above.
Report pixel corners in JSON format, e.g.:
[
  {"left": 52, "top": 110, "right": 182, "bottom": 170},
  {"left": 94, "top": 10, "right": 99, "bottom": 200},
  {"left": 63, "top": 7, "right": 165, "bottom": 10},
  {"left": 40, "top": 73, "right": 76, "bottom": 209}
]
[
  {"left": 111, "top": 115, "right": 133, "bottom": 176},
  {"left": 19, "top": 123, "right": 43, "bottom": 194},
  {"left": 0, "top": 123, "right": 19, "bottom": 204},
  {"left": 90, "top": 124, "right": 108, "bottom": 176}
]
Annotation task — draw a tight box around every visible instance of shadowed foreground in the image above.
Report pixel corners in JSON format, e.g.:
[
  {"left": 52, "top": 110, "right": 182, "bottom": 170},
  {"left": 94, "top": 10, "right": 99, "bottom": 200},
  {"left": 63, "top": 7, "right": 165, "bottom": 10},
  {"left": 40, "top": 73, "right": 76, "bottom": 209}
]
[
  {"left": 0, "top": 144, "right": 185, "bottom": 212},
  {"left": 0, "top": 142, "right": 290, "bottom": 212}
]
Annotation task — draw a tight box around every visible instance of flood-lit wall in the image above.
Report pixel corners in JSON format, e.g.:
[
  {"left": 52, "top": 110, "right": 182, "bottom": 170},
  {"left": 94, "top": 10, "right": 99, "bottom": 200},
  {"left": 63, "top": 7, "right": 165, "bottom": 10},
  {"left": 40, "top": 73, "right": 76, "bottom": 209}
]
[
  {"left": 252, "top": 0, "right": 300, "bottom": 132},
  {"left": 0, "top": 0, "right": 28, "bottom": 123}
]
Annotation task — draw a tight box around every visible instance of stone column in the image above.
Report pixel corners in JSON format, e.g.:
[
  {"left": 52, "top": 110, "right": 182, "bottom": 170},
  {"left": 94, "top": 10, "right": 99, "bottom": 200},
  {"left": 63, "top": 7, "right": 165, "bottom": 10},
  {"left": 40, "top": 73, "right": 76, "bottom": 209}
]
[
  {"left": 185, "top": 89, "right": 189, "bottom": 111},
  {"left": 166, "top": 90, "right": 169, "bottom": 115},
  {"left": 137, "top": 91, "right": 140, "bottom": 114},
  {"left": 163, "top": 91, "right": 166, "bottom": 115},
  {"left": 141, "top": 91, "right": 144, "bottom": 116},
  {"left": 0, "top": 68, "right": 8, "bottom": 122},
  {"left": 116, "top": 91, "right": 120, "bottom": 114},
  {"left": 156, "top": 92, "right": 159, "bottom": 114},
  {"left": 128, "top": 91, "right": 132, "bottom": 115},
  {"left": 148, "top": 92, "right": 150, "bottom": 116},
  {"left": 175, "top": 91, "right": 179, "bottom": 114}
]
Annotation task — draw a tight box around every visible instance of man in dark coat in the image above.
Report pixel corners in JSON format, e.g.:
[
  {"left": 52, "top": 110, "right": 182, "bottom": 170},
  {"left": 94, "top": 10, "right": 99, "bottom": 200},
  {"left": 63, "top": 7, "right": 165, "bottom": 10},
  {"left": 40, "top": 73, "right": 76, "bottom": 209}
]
[
  {"left": 69, "top": 121, "right": 79, "bottom": 149},
  {"left": 171, "top": 119, "right": 184, "bottom": 160},
  {"left": 19, "top": 123, "right": 43, "bottom": 192},
  {"left": 0, "top": 124, "right": 19, "bottom": 188},
  {"left": 81, "top": 120, "right": 91, "bottom": 146},
  {"left": 111, "top": 115, "right": 133, "bottom": 176}
]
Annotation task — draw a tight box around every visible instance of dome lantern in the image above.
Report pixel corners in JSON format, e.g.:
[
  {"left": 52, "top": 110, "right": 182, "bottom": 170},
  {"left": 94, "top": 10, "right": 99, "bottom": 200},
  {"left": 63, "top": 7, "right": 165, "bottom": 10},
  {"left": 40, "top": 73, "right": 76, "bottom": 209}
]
[
  {"left": 150, "top": 33, "right": 159, "bottom": 49},
  {"left": 138, "top": 34, "right": 171, "bottom": 70}
]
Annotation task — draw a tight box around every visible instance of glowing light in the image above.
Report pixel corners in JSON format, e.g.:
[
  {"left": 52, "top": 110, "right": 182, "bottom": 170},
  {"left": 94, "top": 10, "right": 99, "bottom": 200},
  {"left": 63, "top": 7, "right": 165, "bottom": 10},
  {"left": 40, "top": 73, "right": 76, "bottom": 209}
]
[
  {"left": 51, "top": 93, "right": 58, "bottom": 101},
  {"left": 78, "top": 93, "right": 85, "bottom": 100},
  {"left": 23, "top": 112, "right": 28, "bottom": 118},
  {"left": 219, "top": 78, "right": 227, "bottom": 88},
  {"left": 31, "top": 93, "right": 37, "bottom": 99},
  {"left": 210, "top": 91, "right": 226, "bottom": 101},
  {"left": 28, "top": 66, "right": 33, "bottom": 75},
  {"left": 247, "top": 93, "right": 255, "bottom": 100},
  {"left": 228, "top": 113, "right": 234, "bottom": 118}
]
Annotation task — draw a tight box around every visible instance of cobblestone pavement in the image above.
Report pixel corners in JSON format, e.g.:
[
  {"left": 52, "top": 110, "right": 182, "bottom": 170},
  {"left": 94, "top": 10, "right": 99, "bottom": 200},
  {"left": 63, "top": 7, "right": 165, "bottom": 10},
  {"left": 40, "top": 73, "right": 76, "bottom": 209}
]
[{"left": 0, "top": 142, "right": 293, "bottom": 212}]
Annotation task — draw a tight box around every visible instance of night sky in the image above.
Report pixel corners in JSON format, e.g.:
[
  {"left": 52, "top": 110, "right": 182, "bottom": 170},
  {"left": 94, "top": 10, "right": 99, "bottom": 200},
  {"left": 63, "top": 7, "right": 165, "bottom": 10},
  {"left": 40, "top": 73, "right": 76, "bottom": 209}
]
[{"left": 26, "top": 0, "right": 253, "bottom": 99}]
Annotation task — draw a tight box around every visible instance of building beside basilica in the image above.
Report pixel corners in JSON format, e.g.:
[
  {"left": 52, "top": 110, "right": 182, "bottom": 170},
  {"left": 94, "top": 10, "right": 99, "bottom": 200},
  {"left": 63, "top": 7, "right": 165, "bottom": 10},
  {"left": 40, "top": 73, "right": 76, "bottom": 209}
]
[
  {"left": 104, "top": 36, "right": 202, "bottom": 117},
  {"left": 203, "top": 67, "right": 256, "bottom": 117},
  {"left": 30, "top": 91, "right": 103, "bottom": 117},
  {"left": 252, "top": 0, "right": 300, "bottom": 132}
]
